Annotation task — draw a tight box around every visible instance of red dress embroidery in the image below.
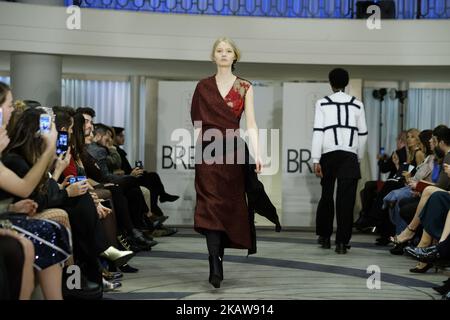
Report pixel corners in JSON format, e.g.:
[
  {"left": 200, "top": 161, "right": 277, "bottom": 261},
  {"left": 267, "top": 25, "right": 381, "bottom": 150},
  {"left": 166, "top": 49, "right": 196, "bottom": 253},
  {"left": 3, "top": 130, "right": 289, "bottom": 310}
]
[{"left": 224, "top": 78, "right": 251, "bottom": 118}]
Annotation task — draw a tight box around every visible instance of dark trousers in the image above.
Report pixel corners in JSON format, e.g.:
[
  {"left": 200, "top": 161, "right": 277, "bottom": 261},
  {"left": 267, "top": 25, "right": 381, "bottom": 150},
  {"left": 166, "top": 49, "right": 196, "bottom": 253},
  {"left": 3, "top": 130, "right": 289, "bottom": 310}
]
[
  {"left": 317, "top": 177, "right": 358, "bottom": 244},
  {"left": 360, "top": 180, "right": 378, "bottom": 215},
  {"left": 63, "top": 193, "right": 108, "bottom": 284},
  {"left": 137, "top": 172, "right": 166, "bottom": 216},
  {"left": 114, "top": 176, "right": 150, "bottom": 226},
  {"left": 365, "top": 180, "right": 404, "bottom": 238},
  {"left": 105, "top": 185, "right": 135, "bottom": 234},
  {"left": 316, "top": 151, "right": 360, "bottom": 245}
]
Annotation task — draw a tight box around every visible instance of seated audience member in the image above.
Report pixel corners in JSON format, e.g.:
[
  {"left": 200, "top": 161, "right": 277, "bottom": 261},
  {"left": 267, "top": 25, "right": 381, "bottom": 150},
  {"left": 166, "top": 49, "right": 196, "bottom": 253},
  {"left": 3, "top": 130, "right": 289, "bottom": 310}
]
[
  {"left": 355, "top": 131, "right": 407, "bottom": 230},
  {"left": 112, "top": 126, "right": 179, "bottom": 218},
  {"left": 391, "top": 125, "right": 450, "bottom": 245},
  {"left": 2, "top": 107, "right": 133, "bottom": 295}
]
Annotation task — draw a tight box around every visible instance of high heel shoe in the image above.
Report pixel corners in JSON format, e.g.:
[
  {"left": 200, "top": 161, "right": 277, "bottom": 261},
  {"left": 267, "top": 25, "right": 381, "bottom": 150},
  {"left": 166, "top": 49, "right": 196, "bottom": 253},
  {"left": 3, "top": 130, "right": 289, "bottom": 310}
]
[
  {"left": 390, "top": 226, "right": 416, "bottom": 245},
  {"left": 100, "top": 246, "right": 135, "bottom": 268},
  {"left": 433, "top": 281, "right": 450, "bottom": 295},
  {"left": 409, "top": 263, "right": 434, "bottom": 273},
  {"left": 389, "top": 242, "right": 408, "bottom": 255},
  {"left": 159, "top": 193, "right": 179, "bottom": 203},
  {"left": 208, "top": 255, "right": 223, "bottom": 288}
]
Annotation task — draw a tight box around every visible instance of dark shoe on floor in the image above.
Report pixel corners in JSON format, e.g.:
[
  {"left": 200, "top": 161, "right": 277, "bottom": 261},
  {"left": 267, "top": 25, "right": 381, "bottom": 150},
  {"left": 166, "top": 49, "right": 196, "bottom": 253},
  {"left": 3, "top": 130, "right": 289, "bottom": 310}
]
[
  {"left": 152, "top": 226, "right": 178, "bottom": 237},
  {"left": 433, "top": 281, "right": 450, "bottom": 295},
  {"left": 62, "top": 273, "right": 103, "bottom": 300},
  {"left": 405, "top": 245, "right": 440, "bottom": 263},
  {"left": 159, "top": 193, "right": 180, "bottom": 203},
  {"left": 443, "top": 291, "right": 450, "bottom": 300},
  {"left": 389, "top": 242, "right": 407, "bottom": 255},
  {"left": 318, "top": 236, "right": 331, "bottom": 249},
  {"left": 119, "top": 264, "right": 139, "bottom": 273},
  {"left": 335, "top": 243, "right": 351, "bottom": 254},
  {"left": 149, "top": 215, "right": 169, "bottom": 225},
  {"left": 131, "top": 229, "right": 158, "bottom": 250},
  {"left": 409, "top": 263, "right": 434, "bottom": 273},
  {"left": 117, "top": 234, "right": 142, "bottom": 253},
  {"left": 102, "top": 269, "right": 123, "bottom": 281},
  {"left": 102, "top": 278, "right": 122, "bottom": 292}
]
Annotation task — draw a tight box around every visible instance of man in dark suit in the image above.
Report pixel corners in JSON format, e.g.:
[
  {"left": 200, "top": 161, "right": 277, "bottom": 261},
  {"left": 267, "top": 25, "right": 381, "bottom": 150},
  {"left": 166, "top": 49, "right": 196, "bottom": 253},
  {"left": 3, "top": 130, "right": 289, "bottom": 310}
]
[{"left": 112, "top": 126, "right": 179, "bottom": 218}]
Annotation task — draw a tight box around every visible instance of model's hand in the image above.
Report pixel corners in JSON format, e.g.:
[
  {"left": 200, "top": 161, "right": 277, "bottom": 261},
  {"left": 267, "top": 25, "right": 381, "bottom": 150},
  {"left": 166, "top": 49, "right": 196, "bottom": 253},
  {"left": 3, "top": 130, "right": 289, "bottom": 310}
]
[
  {"left": 314, "top": 163, "right": 323, "bottom": 178},
  {"left": 255, "top": 157, "right": 263, "bottom": 174}
]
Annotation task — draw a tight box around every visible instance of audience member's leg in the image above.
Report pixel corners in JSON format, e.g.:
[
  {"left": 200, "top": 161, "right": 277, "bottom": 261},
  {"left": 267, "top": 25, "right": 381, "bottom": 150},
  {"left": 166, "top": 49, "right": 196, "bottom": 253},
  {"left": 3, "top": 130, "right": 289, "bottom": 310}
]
[
  {"left": 0, "top": 232, "right": 34, "bottom": 300},
  {"left": 123, "top": 186, "right": 150, "bottom": 228},
  {"left": 64, "top": 193, "right": 107, "bottom": 284},
  {"left": 37, "top": 264, "right": 63, "bottom": 300},
  {"left": 105, "top": 185, "right": 135, "bottom": 235},
  {"left": 361, "top": 181, "right": 378, "bottom": 215},
  {"left": 393, "top": 186, "right": 442, "bottom": 243}
]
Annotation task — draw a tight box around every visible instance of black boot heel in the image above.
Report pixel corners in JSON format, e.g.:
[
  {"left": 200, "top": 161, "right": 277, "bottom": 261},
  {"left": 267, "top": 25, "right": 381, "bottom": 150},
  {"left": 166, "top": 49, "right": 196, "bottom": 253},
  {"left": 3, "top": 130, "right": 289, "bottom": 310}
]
[{"left": 208, "top": 255, "right": 223, "bottom": 288}]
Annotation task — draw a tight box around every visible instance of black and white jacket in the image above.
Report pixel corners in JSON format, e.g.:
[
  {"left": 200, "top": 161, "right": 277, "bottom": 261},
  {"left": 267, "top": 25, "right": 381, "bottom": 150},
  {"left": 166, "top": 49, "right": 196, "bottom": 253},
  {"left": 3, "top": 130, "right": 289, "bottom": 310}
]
[{"left": 311, "top": 91, "right": 368, "bottom": 164}]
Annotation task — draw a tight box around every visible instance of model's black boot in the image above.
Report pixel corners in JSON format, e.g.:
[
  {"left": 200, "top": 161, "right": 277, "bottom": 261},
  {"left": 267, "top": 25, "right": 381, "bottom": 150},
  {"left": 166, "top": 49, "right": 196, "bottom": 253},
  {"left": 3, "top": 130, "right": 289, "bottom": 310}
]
[{"left": 208, "top": 255, "right": 222, "bottom": 288}]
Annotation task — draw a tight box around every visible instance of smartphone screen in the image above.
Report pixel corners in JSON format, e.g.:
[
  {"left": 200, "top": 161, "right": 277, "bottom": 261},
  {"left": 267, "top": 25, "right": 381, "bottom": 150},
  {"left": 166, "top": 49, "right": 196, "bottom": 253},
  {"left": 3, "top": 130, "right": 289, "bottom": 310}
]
[
  {"left": 56, "top": 131, "right": 69, "bottom": 155},
  {"left": 379, "top": 147, "right": 385, "bottom": 156},
  {"left": 39, "top": 114, "right": 51, "bottom": 134},
  {"left": 135, "top": 160, "right": 143, "bottom": 169},
  {"left": 69, "top": 177, "right": 77, "bottom": 184},
  {"left": 0, "top": 108, "right": 3, "bottom": 128},
  {"left": 76, "top": 176, "right": 87, "bottom": 182}
]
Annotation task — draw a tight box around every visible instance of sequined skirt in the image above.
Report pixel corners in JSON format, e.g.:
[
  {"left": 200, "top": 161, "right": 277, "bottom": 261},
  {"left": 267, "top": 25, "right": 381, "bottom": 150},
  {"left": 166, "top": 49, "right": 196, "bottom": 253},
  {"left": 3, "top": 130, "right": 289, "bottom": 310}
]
[{"left": 0, "top": 215, "right": 72, "bottom": 271}]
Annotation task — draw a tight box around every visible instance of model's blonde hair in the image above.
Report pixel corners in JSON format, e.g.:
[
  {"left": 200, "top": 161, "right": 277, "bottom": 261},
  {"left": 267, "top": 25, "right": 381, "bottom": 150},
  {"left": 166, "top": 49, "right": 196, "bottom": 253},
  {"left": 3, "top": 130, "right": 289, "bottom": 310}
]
[{"left": 211, "top": 37, "right": 241, "bottom": 68}]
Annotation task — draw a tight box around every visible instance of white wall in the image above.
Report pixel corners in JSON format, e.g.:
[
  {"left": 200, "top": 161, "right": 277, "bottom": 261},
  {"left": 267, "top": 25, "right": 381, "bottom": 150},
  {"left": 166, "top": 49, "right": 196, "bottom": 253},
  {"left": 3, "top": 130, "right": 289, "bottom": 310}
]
[{"left": 0, "top": 2, "right": 450, "bottom": 66}]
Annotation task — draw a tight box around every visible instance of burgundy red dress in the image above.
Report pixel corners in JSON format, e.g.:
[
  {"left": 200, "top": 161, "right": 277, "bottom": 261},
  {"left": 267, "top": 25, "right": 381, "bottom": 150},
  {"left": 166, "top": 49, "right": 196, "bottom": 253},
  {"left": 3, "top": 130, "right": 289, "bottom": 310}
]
[{"left": 191, "top": 75, "right": 252, "bottom": 250}]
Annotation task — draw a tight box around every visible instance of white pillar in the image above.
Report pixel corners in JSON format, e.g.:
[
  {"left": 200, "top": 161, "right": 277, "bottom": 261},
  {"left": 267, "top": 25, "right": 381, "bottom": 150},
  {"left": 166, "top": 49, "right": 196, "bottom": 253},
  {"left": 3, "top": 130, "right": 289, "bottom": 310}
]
[{"left": 10, "top": 53, "right": 62, "bottom": 107}]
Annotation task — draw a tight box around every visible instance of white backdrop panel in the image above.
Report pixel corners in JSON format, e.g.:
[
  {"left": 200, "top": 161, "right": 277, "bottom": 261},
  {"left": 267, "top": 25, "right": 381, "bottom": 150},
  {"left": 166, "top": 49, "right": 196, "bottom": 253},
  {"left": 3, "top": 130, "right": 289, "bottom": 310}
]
[{"left": 282, "top": 83, "right": 331, "bottom": 227}]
